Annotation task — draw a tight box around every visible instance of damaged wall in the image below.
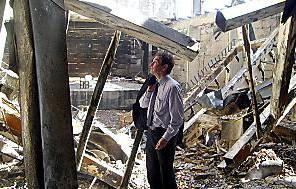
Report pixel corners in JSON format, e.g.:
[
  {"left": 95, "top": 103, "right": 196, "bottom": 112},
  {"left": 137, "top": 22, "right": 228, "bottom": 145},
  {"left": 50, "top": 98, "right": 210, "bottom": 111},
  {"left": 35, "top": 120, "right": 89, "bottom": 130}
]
[
  {"left": 67, "top": 16, "right": 143, "bottom": 77},
  {"left": 171, "top": 13, "right": 230, "bottom": 87},
  {"left": 171, "top": 13, "right": 281, "bottom": 89},
  {"left": 250, "top": 14, "right": 281, "bottom": 80}
]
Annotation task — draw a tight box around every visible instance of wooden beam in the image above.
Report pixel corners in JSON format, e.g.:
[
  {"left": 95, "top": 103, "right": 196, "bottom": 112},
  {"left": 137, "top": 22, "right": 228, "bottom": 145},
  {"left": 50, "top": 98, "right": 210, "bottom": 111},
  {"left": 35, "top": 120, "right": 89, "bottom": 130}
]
[
  {"left": 76, "top": 30, "right": 121, "bottom": 170},
  {"left": 119, "top": 129, "right": 144, "bottom": 189},
  {"left": 28, "top": 0, "right": 78, "bottom": 187},
  {"left": 221, "top": 28, "right": 278, "bottom": 98},
  {"left": 216, "top": 0, "right": 285, "bottom": 32},
  {"left": 271, "top": 16, "right": 296, "bottom": 120},
  {"left": 13, "top": 0, "right": 44, "bottom": 188},
  {"left": 0, "top": 0, "right": 5, "bottom": 33},
  {"left": 242, "top": 25, "right": 262, "bottom": 138},
  {"left": 64, "top": 0, "right": 199, "bottom": 61}
]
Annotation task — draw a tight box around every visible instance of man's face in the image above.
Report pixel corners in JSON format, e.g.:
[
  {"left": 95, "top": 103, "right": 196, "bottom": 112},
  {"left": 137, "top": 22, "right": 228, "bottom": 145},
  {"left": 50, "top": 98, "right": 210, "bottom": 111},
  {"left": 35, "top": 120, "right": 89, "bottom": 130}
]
[{"left": 150, "top": 56, "right": 167, "bottom": 77}]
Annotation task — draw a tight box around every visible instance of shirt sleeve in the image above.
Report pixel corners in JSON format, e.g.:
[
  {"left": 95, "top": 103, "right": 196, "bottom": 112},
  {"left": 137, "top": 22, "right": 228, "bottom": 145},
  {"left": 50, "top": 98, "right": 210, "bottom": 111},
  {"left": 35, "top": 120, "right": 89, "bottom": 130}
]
[
  {"left": 139, "top": 90, "right": 152, "bottom": 108},
  {"left": 162, "top": 84, "right": 184, "bottom": 141}
]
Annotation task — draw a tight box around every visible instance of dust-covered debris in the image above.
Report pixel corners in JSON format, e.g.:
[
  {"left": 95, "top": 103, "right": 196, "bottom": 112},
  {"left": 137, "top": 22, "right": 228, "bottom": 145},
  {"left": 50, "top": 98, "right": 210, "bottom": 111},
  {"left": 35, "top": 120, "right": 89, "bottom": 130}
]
[{"left": 174, "top": 142, "right": 295, "bottom": 189}]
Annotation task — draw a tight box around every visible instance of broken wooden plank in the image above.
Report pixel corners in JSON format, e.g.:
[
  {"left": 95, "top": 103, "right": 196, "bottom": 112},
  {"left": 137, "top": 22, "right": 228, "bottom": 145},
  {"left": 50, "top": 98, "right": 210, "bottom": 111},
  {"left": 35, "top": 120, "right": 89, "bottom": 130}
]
[
  {"left": 82, "top": 153, "right": 123, "bottom": 188},
  {"left": 221, "top": 28, "right": 279, "bottom": 98},
  {"left": 65, "top": 0, "right": 199, "bottom": 61},
  {"left": 29, "top": 0, "right": 78, "bottom": 187},
  {"left": 0, "top": 0, "right": 5, "bottom": 33},
  {"left": 271, "top": 15, "right": 296, "bottom": 120},
  {"left": 76, "top": 30, "right": 121, "bottom": 170},
  {"left": 242, "top": 25, "right": 262, "bottom": 138},
  {"left": 183, "top": 108, "right": 208, "bottom": 146},
  {"left": 222, "top": 74, "right": 296, "bottom": 168},
  {"left": 216, "top": 0, "right": 285, "bottom": 32},
  {"left": 13, "top": 0, "right": 44, "bottom": 187},
  {"left": 119, "top": 129, "right": 144, "bottom": 189}
]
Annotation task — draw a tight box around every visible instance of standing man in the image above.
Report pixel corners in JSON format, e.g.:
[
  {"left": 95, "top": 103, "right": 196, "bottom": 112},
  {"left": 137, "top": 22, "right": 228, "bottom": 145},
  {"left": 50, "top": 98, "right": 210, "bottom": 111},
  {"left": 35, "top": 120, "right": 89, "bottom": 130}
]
[{"left": 139, "top": 51, "right": 184, "bottom": 189}]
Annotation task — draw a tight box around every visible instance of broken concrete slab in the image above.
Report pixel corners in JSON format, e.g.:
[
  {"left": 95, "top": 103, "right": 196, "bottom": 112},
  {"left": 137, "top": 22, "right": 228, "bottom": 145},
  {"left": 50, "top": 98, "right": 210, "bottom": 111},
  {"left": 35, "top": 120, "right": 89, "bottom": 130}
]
[
  {"left": 88, "top": 131, "right": 128, "bottom": 163},
  {"left": 242, "top": 149, "right": 283, "bottom": 182},
  {"left": 65, "top": 0, "right": 199, "bottom": 61}
]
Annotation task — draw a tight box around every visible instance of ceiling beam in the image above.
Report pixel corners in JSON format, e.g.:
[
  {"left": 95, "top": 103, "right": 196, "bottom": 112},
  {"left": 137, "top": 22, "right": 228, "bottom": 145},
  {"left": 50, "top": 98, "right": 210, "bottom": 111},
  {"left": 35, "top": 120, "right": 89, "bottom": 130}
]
[
  {"left": 216, "top": 0, "right": 285, "bottom": 32},
  {"left": 65, "top": 0, "right": 199, "bottom": 61}
]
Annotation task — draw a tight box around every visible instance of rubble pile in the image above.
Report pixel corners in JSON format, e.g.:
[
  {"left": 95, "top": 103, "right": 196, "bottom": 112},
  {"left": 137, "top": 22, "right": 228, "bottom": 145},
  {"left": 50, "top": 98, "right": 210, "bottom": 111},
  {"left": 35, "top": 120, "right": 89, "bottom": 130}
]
[{"left": 174, "top": 143, "right": 296, "bottom": 188}]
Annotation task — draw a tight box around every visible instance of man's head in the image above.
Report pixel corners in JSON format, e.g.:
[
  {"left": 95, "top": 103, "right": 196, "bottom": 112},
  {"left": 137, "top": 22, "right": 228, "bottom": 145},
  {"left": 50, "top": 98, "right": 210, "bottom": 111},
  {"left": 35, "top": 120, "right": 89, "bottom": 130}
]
[{"left": 150, "top": 51, "right": 174, "bottom": 79}]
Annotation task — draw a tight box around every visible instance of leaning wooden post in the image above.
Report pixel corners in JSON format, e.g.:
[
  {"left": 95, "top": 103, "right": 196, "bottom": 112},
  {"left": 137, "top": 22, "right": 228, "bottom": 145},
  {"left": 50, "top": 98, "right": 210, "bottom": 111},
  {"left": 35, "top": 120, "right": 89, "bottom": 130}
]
[
  {"left": 119, "top": 129, "right": 144, "bottom": 189},
  {"left": 13, "top": 0, "right": 44, "bottom": 188},
  {"left": 28, "top": 0, "right": 78, "bottom": 187},
  {"left": 271, "top": 15, "right": 296, "bottom": 121},
  {"left": 76, "top": 30, "right": 121, "bottom": 170},
  {"left": 142, "top": 42, "right": 149, "bottom": 77},
  {"left": 0, "top": 0, "right": 5, "bottom": 33},
  {"left": 241, "top": 25, "right": 262, "bottom": 138}
]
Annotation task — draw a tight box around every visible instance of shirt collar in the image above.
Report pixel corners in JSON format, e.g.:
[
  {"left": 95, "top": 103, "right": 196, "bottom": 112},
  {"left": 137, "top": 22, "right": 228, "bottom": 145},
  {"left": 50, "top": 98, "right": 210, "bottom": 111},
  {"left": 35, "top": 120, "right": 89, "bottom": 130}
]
[{"left": 158, "top": 75, "right": 170, "bottom": 85}]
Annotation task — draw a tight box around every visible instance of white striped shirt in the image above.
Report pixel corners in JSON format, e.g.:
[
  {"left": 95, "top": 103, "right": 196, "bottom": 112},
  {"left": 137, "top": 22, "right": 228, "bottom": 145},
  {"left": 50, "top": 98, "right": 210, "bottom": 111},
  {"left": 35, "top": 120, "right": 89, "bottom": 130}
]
[{"left": 139, "top": 75, "right": 184, "bottom": 141}]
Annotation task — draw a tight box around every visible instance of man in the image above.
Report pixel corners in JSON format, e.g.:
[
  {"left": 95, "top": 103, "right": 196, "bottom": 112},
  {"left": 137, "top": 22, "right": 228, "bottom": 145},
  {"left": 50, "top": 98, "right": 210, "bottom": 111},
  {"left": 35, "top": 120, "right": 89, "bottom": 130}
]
[{"left": 139, "top": 51, "right": 184, "bottom": 189}]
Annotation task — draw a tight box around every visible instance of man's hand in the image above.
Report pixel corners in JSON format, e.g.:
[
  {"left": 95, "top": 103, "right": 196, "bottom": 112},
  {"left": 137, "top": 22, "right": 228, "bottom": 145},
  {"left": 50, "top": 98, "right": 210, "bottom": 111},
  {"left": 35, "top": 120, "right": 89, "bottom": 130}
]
[
  {"left": 148, "top": 84, "right": 156, "bottom": 92},
  {"left": 155, "top": 138, "right": 168, "bottom": 150}
]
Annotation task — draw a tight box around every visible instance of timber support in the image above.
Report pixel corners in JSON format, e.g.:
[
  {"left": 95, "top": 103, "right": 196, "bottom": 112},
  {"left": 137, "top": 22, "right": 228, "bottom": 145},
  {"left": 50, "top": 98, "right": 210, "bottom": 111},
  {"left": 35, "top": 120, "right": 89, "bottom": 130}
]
[
  {"left": 76, "top": 30, "right": 121, "bottom": 170},
  {"left": 29, "top": 0, "right": 78, "bottom": 187},
  {"left": 13, "top": 0, "right": 44, "bottom": 187}
]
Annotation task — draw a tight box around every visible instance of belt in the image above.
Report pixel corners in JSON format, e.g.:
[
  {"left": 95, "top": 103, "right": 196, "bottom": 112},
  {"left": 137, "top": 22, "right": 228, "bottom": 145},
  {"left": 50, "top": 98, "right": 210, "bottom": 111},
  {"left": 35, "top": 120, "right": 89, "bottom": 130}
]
[{"left": 148, "top": 127, "right": 166, "bottom": 132}]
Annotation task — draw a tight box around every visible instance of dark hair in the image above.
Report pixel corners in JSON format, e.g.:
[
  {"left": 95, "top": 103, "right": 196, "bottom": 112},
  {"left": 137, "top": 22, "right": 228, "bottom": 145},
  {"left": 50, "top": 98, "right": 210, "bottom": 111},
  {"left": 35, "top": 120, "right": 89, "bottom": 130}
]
[{"left": 155, "top": 51, "right": 174, "bottom": 74}]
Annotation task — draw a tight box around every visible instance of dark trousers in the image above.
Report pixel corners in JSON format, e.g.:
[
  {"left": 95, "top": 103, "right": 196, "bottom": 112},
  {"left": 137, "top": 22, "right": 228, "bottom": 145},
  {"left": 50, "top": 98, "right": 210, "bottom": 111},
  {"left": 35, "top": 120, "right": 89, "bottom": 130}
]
[{"left": 146, "top": 127, "right": 177, "bottom": 189}]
